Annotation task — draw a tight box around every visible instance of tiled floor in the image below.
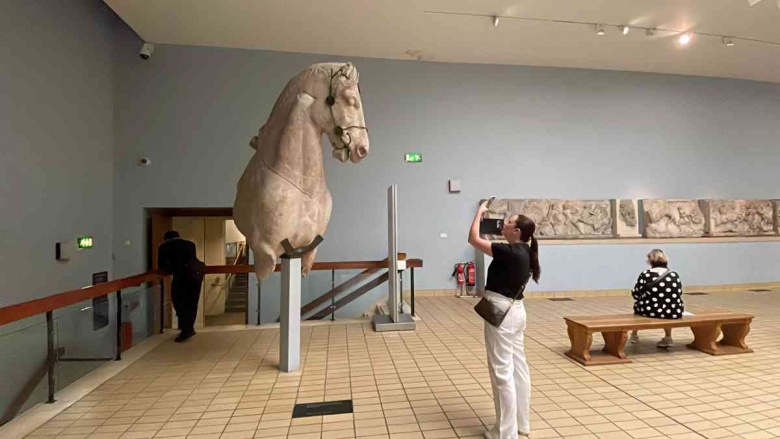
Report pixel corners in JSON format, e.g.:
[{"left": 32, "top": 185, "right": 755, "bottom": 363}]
[{"left": 25, "top": 290, "right": 780, "bottom": 439}]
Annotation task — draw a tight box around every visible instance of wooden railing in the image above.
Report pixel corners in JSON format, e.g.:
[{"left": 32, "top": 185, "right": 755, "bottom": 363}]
[{"left": 0, "top": 258, "right": 423, "bottom": 328}]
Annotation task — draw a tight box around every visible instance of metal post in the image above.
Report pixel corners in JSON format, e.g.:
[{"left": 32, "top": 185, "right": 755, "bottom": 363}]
[
  {"left": 387, "top": 184, "right": 399, "bottom": 323},
  {"left": 159, "top": 280, "right": 165, "bottom": 334},
  {"left": 411, "top": 268, "right": 415, "bottom": 317},
  {"left": 330, "top": 269, "right": 336, "bottom": 321},
  {"left": 399, "top": 271, "right": 404, "bottom": 314},
  {"left": 280, "top": 257, "right": 301, "bottom": 372},
  {"left": 46, "top": 311, "right": 55, "bottom": 403},
  {"left": 115, "top": 291, "right": 122, "bottom": 361},
  {"left": 257, "top": 281, "right": 262, "bottom": 325}
]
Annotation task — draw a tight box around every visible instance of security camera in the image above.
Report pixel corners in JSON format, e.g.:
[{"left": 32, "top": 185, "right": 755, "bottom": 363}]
[
  {"left": 139, "top": 42, "right": 154, "bottom": 60},
  {"left": 139, "top": 157, "right": 151, "bottom": 166}
]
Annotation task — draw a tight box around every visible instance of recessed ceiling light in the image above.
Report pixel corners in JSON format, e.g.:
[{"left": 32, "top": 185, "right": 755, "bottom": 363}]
[
  {"left": 722, "top": 36, "right": 735, "bottom": 46},
  {"left": 595, "top": 24, "right": 606, "bottom": 36},
  {"left": 619, "top": 25, "right": 630, "bottom": 35},
  {"left": 492, "top": 16, "right": 499, "bottom": 27},
  {"left": 677, "top": 33, "right": 692, "bottom": 45}
]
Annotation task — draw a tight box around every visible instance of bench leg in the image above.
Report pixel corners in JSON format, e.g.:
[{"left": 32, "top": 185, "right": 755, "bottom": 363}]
[
  {"left": 687, "top": 324, "right": 721, "bottom": 355},
  {"left": 602, "top": 331, "right": 629, "bottom": 361},
  {"left": 565, "top": 324, "right": 592, "bottom": 365},
  {"left": 717, "top": 322, "right": 753, "bottom": 354}
]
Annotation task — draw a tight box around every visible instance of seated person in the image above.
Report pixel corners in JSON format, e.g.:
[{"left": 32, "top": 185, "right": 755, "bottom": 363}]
[{"left": 629, "top": 249, "right": 684, "bottom": 348}]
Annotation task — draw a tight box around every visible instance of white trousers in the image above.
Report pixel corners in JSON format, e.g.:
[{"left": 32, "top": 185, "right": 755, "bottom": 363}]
[{"left": 484, "top": 290, "right": 531, "bottom": 438}]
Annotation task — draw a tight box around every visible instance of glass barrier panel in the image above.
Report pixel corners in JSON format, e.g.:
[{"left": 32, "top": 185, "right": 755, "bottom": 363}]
[
  {"left": 53, "top": 297, "right": 116, "bottom": 391},
  {"left": 0, "top": 314, "right": 49, "bottom": 426}
]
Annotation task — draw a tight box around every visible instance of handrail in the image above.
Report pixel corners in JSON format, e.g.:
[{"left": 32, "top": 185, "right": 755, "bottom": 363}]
[
  {"left": 205, "top": 259, "right": 424, "bottom": 274},
  {"left": 0, "top": 272, "right": 164, "bottom": 327},
  {"left": 0, "top": 258, "right": 424, "bottom": 327}
]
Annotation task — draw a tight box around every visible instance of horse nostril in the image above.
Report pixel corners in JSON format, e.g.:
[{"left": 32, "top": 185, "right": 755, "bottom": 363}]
[{"left": 358, "top": 146, "right": 369, "bottom": 157}]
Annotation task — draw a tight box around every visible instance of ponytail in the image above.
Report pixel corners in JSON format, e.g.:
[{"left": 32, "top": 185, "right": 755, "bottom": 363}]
[
  {"left": 529, "top": 235, "right": 540, "bottom": 283},
  {"left": 514, "top": 214, "right": 541, "bottom": 284}
]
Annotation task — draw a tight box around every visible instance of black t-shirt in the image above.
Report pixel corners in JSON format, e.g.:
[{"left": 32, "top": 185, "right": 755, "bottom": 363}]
[{"left": 486, "top": 243, "right": 532, "bottom": 299}]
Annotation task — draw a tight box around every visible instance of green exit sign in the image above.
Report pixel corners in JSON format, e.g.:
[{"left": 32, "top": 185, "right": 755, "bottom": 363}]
[
  {"left": 405, "top": 152, "right": 422, "bottom": 163},
  {"left": 77, "top": 236, "right": 94, "bottom": 249}
]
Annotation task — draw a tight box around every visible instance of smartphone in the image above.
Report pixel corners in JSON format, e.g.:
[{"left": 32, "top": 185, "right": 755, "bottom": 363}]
[{"left": 480, "top": 218, "right": 503, "bottom": 235}]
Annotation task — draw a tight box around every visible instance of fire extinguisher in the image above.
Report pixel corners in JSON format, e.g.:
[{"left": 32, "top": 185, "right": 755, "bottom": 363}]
[
  {"left": 452, "top": 263, "right": 465, "bottom": 287},
  {"left": 466, "top": 262, "right": 476, "bottom": 287}
]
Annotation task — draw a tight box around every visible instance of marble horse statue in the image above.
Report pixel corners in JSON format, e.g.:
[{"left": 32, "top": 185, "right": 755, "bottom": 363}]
[{"left": 234, "top": 63, "right": 369, "bottom": 281}]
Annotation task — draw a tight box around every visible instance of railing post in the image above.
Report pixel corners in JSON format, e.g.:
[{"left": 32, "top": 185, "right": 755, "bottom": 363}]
[
  {"left": 159, "top": 279, "right": 165, "bottom": 334},
  {"left": 46, "top": 311, "right": 55, "bottom": 403},
  {"left": 330, "top": 269, "right": 336, "bottom": 321},
  {"left": 399, "top": 270, "right": 404, "bottom": 314},
  {"left": 257, "top": 281, "right": 262, "bottom": 325},
  {"left": 115, "top": 291, "right": 122, "bottom": 361},
  {"left": 411, "top": 267, "right": 415, "bottom": 317}
]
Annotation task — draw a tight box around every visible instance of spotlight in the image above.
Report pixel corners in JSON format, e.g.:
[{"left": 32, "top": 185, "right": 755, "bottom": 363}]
[
  {"left": 677, "top": 33, "right": 692, "bottom": 45},
  {"left": 595, "top": 24, "right": 606, "bottom": 36},
  {"left": 492, "top": 16, "right": 499, "bottom": 27},
  {"left": 722, "top": 36, "right": 735, "bottom": 46},
  {"left": 619, "top": 25, "right": 630, "bottom": 35},
  {"left": 645, "top": 28, "right": 656, "bottom": 37}
]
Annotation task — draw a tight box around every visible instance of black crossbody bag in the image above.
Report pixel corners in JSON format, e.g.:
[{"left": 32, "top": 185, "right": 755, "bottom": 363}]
[{"left": 474, "top": 274, "right": 532, "bottom": 328}]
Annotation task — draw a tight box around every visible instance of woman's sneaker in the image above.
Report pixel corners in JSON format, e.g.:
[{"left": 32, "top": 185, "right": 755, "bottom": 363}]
[
  {"left": 629, "top": 332, "right": 639, "bottom": 344},
  {"left": 657, "top": 336, "right": 674, "bottom": 348}
]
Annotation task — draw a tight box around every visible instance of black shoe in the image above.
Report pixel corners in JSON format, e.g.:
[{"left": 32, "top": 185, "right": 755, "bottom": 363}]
[{"left": 175, "top": 330, "right": 196, "bottom": 342}]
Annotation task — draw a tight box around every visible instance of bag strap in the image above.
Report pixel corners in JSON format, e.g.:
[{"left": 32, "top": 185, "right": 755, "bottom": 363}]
[{"left": 510, "top": 271, "right": 533, "bottom": 302}]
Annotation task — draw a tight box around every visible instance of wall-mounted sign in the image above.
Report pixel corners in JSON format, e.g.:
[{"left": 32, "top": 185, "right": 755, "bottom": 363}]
[
  {"left": 77, "top": 236, "right": 93, "bottom": 249},
  {"left": 404, "top": 153, "right": 422, "bottom": 163}
]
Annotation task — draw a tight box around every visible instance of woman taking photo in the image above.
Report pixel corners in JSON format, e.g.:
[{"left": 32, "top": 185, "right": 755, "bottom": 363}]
[{"left": 468, "top": 201, "right": 540, "bottom": 439}]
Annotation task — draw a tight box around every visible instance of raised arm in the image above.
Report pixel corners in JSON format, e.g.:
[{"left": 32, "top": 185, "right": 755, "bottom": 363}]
[{"left": 468, "top": 200, "right": 493, "bottom": 257}]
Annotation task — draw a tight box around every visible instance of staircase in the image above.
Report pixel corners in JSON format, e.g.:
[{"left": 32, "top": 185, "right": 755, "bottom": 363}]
[
  {"left": 224, "top": 246, "right": 248, "bottom": 313},
  {"left": 225, "top": 273, "right": 248, "bottom": 312}
]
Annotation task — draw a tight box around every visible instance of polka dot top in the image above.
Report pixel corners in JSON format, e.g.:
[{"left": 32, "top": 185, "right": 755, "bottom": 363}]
[{"left": 632, "top": 269, "right": 685, "bottom": 319}]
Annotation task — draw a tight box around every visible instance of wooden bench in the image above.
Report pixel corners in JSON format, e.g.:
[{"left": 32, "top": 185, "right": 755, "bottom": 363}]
[{"left": 564, "top": 310, "right": 754, "bottom": 366}]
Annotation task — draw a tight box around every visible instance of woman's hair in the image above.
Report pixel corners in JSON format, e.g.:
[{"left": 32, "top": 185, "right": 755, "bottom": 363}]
[
  {"left": 514, "top": 215, "right": 541, "bottom": 283},
  {"left": 647, "top": 249, "right": 668, "bottom": 268}
]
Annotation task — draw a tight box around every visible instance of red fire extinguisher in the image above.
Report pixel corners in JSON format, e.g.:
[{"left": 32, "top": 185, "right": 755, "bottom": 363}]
[
  {"left": 453, "top": 263, "right": 465, "bottom": 287},
  {"left": 466, "top": 262, "right": 476, "bottom": 287}
]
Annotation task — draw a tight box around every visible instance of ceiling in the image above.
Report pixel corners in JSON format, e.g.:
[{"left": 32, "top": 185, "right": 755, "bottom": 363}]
[{"left": 105, "top": 0, "right": 780, "bottom": 83}]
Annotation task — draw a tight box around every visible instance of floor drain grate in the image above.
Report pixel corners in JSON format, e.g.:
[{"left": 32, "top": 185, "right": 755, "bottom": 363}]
[
  {"left": 293, "top": 400, "right": 353, "bottom": 418},
  {"left": 687, "top": 292, "right": 708, "bottom": 296},
  {"left": 549, "top": 298, "right": 574, "bottom": 301}
]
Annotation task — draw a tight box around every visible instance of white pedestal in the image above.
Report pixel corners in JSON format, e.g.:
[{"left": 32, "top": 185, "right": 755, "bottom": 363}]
[{"left": 280, "top": 257, "right": 301, "bottom": 373}]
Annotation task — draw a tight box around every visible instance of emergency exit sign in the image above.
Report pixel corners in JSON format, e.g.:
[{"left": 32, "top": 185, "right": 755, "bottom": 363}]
[
  {"left": 405, "top": 153, "right": 422, "bottom": 163},
  {"left": 77, "top": 236, "right": 94, "bottom": 249}
]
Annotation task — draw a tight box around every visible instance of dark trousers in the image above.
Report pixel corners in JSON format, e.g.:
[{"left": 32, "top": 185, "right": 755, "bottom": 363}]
[{"left": 171, "top": 274, "right": 203, "bottom": 335}]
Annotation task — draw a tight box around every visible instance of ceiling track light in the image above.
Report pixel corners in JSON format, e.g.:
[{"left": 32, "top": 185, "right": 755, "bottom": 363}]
[
  {"left": 492, "top": 16, "right": 499, "bottom": 27},
  {"left": 677, "top": 33, "right": 693, "bottom": 45},
  {"left": 619, "top": 25, "right": 630, "bottom": 35},
  {"left": 722, "top": 36, "right": 736, "bottom": 46},
  {"left": 595, "top": 24, "right": 606, "bottom": 36}
]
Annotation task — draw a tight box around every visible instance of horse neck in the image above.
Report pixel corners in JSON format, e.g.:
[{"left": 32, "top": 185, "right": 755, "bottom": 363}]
[{"left": 260, "top": 114, "right": 326, "bottom": 195}]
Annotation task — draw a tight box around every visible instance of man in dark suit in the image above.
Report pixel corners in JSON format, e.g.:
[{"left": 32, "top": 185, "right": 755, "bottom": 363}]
[{"left": 158, "top": 231, "right": 205, "bottom": 342}]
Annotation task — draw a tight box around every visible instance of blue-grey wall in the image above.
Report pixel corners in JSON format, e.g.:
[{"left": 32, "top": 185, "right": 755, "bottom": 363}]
[
  {"left": 110, "top": 44, "right": 780, "bottom": 296},
  {"left": 0, "top": 0, "right": 116, "bottom": 307},
  {"left": 0, "top": 0, "right": 124, "bottom": 422}
]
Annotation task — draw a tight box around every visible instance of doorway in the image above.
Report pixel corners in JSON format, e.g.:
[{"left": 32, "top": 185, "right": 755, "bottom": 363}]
[{"left": 147, "top": 208, "right": 247, "bottom": 328}]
